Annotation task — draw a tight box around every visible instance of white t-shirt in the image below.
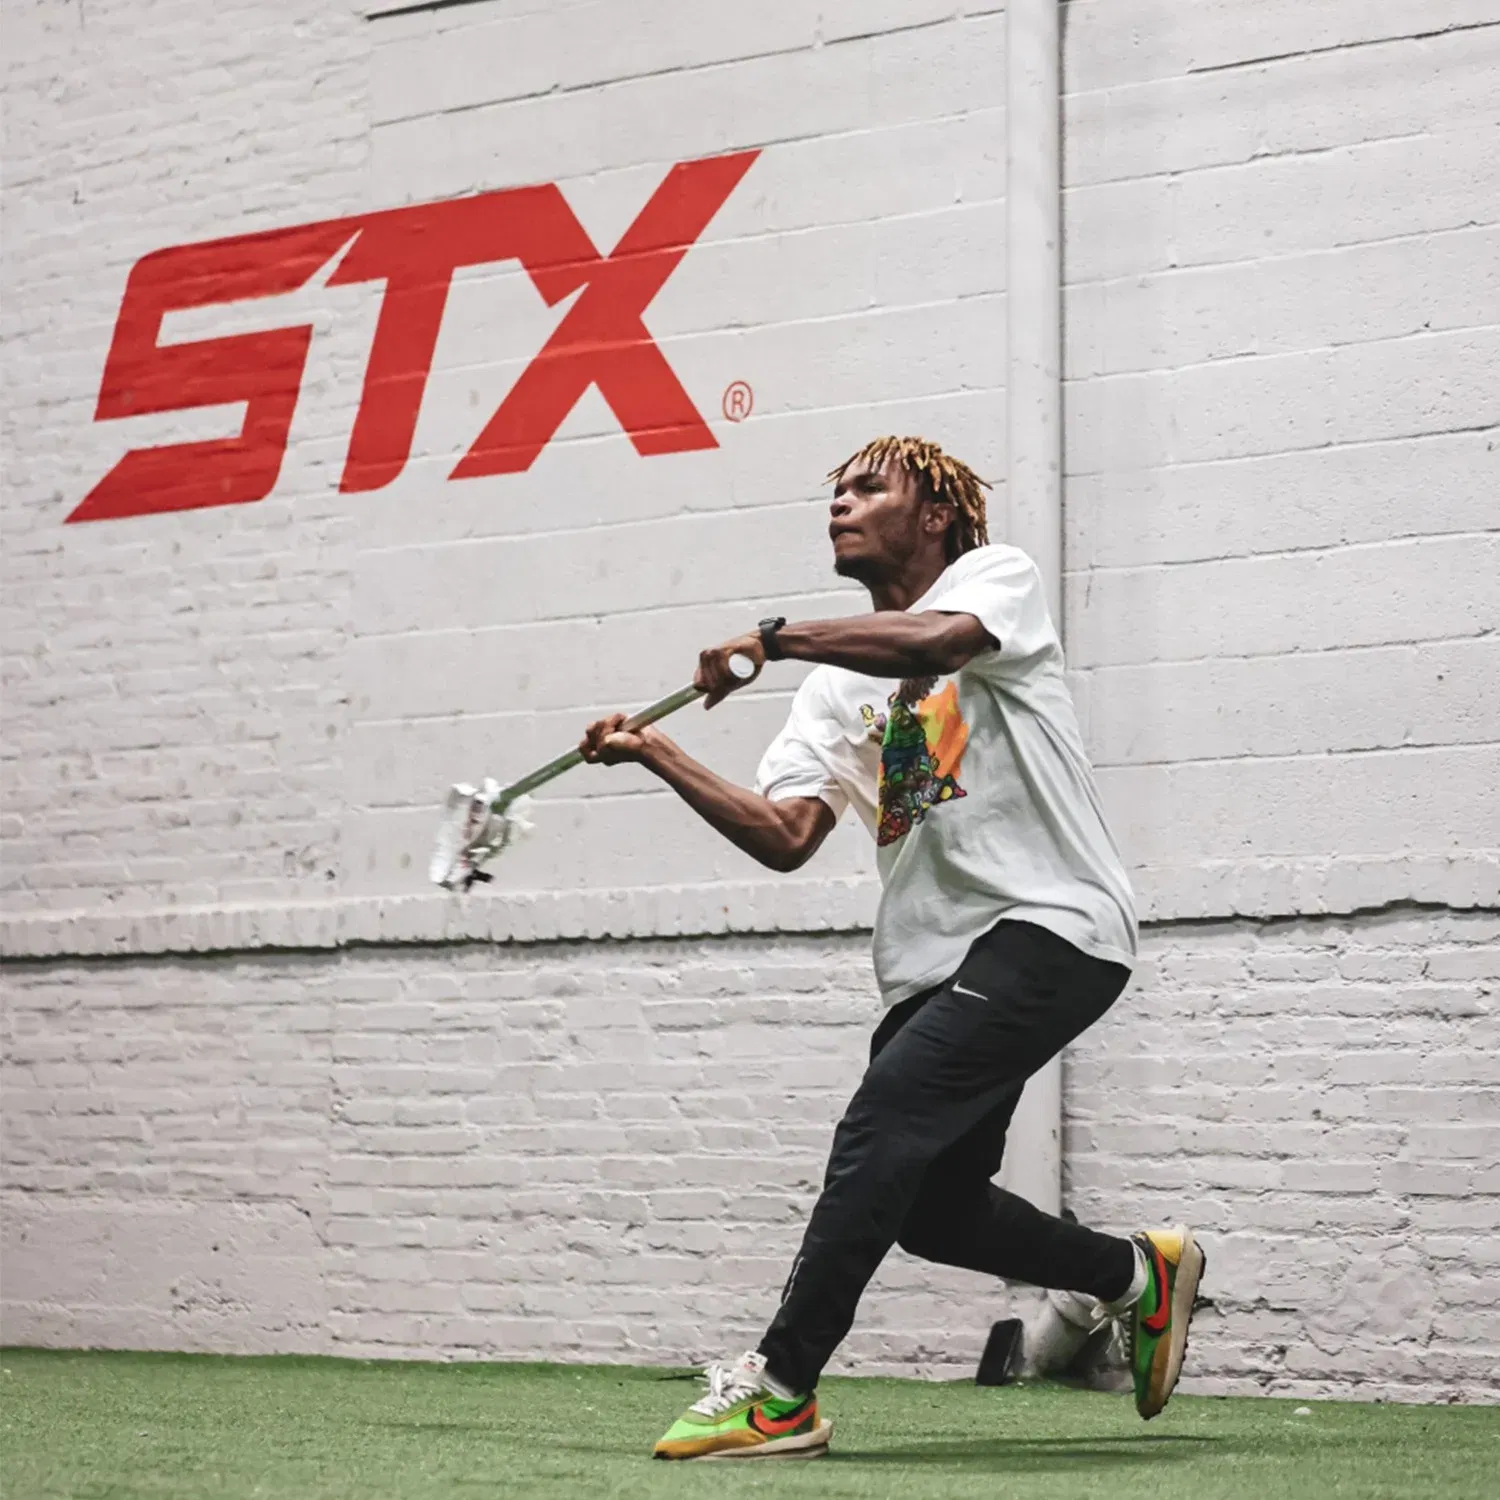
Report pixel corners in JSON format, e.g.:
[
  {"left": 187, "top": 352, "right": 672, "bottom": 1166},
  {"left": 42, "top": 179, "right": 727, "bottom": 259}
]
[{"left": 754, "top": 544, "right": 1137, "bottom": 1005}]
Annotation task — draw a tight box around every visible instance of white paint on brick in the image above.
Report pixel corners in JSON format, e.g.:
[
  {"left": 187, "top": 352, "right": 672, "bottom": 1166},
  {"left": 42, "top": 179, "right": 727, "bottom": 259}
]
[
  {"left": 5, "top": 911, "right": 1495, "bottom": 1399},
  {"left": 1068, "top": 908, "right": 1500, "bottom": 1403},
  {"left": 3, "top": 0, "right": 1498, "bottom": 1403}
]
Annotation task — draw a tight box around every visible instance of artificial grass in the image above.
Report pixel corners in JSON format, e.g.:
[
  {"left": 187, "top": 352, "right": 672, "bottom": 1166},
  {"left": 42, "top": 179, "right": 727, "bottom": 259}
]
[{"left": 2, "top": 1349, "right": 1496, "bottom": 1500}]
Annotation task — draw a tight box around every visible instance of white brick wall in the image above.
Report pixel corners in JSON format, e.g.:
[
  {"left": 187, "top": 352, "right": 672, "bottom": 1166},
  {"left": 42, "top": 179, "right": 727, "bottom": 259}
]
[
  {"left": 2, "top": 0, "right": 1012, "bottom": 919},
  {"left": 3, "top": 0, "right": 1498, "bottom": 1402},
  {"left": 5, "top": 2, "right": 1494, "bottom": 929},
  {"left": 5, "top": 910, "right": 1496, "bottom": 1398},
  {"left": 1, "top": 935, "right": 994, "bottom": 1373},
  {"left": 2, "top": 0, "right": 371, "bottom": 914},
  {"left": 1069, "top": 907, "right": 1500, "bottom": 1403},
  {"left": 1061, "top": 0, "right": 1500, "bottom": 912}
]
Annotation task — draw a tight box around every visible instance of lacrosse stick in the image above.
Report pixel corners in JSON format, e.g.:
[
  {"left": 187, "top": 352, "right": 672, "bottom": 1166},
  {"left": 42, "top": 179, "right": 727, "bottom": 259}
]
[{"left": 430, "top": 653, "right": 757, "bottom": 891}]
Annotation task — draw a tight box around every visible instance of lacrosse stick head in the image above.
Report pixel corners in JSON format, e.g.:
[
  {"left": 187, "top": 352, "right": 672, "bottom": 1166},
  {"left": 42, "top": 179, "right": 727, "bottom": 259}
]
[{"left": 428, "top": 779, "right": 533, "bottom": 890}]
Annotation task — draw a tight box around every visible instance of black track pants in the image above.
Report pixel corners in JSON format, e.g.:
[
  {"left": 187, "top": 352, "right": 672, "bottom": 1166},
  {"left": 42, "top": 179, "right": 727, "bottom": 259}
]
[{"left": 757, "top": 918, "right": 1136, "bottom": 1394}]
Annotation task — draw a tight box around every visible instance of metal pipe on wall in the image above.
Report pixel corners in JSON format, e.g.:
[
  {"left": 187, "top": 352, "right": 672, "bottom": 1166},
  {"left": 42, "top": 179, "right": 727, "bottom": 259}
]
[{"left": 999, "top": 0, "right": 1064, "bottom": 1216}]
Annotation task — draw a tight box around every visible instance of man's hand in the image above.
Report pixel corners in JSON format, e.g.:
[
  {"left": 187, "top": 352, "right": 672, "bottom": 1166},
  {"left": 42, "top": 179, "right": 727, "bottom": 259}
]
[
  {"left": 695, "top": 632, "right": 764, "bottom": 708},
  {"left": 579, "top": 714, "right": 664, "bottom": 765}
]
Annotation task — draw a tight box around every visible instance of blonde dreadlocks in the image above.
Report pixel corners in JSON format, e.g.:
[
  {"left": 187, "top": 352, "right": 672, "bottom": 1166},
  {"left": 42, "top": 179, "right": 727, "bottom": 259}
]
[{"left": 826, "top": 436, "right": 991, "bottom": 561}]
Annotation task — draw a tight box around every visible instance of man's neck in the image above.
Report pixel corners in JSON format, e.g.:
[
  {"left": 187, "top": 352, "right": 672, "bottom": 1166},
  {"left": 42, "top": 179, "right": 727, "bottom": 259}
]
[{"left": 866, "top": 552, "right": 951, "bottom": 613}]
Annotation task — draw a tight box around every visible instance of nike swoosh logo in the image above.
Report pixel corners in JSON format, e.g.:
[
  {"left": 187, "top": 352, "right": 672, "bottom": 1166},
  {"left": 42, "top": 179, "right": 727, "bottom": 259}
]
[
  {"left": 1143, "top": 1244, "right": 1172, "bottom": 1334},
  {"left": 750, "top": 1399, "right": 813, "bottom": 1437},
  {"left": 950, "top": 983, "right": 988, "bottom": 1001}
]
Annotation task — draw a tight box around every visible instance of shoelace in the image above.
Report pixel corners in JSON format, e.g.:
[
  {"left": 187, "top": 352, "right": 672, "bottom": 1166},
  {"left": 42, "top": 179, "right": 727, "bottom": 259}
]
[{"left": 690, "top": 1358, "right": 764, "bottom": 1417}]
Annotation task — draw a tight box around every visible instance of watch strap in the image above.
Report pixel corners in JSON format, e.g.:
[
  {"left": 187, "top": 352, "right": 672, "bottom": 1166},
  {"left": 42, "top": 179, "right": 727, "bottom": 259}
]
[{"left": 758, "top": 615, "right": 788, "bottom": 661}]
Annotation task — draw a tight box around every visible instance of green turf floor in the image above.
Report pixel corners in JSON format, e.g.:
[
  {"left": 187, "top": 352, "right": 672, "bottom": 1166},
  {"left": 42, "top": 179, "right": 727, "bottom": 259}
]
[{"left": 3, "top": 1349, "right": 1497, "bottom": 1500}]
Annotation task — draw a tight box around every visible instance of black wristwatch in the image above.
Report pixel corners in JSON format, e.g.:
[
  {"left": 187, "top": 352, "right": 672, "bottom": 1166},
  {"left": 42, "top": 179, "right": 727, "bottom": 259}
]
[{"left": 758, "top": 615, "right": 788, "bottom": 661}]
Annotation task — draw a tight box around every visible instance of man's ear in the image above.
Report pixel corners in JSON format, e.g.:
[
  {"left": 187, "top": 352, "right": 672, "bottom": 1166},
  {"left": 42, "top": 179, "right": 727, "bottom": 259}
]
[{"left": 924, "top": 500, "right": 957, "bottom": 537}]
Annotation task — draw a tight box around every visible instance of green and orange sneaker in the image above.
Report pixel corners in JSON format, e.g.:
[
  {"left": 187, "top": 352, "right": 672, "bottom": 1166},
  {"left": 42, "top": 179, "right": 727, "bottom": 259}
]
[
  {"left": 652, "top": 1351, "right": 831, "bottom": 1461},
  {"left": 1127, "top": 1225, "right": 1206, "bottom": 1419}
]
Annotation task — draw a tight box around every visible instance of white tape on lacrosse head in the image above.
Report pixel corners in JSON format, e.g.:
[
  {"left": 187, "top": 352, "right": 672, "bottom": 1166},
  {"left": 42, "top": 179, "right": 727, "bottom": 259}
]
[{"left": 429, "top": 777, "right": 503, "bottom": 890}]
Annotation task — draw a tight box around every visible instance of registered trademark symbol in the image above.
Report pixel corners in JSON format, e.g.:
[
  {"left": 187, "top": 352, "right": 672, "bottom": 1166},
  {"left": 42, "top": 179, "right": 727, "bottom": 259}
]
[{"left": 722, "top": 380, "right": 754, "bottom": 422}]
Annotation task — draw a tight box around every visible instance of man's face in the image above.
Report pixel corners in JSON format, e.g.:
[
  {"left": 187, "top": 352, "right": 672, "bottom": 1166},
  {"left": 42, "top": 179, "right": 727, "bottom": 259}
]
[{"left": 828, "top": 458, "right": 950, "bottom": 582}]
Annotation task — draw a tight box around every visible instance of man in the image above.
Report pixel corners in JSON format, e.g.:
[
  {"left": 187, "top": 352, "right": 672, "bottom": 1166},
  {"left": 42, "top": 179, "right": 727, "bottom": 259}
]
[{"left": 579, "top": 436, "right": 1204, "bottom": 1460}]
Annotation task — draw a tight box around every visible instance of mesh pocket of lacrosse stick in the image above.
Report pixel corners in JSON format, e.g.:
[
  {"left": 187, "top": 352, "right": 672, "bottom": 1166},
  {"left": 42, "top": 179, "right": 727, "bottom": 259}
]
[{"left": 429, "top": 779, "right": 533, "bottom": 890}]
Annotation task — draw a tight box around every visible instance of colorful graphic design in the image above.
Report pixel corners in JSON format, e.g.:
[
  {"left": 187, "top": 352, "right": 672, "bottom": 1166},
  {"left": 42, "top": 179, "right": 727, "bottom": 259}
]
[{"left": 873, "top": 681, "right": 970, "bottom": 846}]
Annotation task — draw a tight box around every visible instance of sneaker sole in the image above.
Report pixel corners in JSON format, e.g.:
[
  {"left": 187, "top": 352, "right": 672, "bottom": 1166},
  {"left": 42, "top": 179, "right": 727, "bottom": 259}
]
[
  {"left": 696, "top": 1420, "right": 833, "bottom": 1460},
  {"left": 1145, "top": 1229, "right": 1206, "bottom": 1418}
]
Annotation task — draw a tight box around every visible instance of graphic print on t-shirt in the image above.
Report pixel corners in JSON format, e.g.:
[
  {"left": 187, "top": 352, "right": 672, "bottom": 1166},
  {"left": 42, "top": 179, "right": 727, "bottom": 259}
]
[{"left": 865, "top": 680, "right": 971, "bottom": 846}]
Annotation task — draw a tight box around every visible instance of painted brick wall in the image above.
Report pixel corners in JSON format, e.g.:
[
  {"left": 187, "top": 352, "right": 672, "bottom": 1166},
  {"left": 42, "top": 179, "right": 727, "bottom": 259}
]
[
  {"left": 2, "top": 0, "right": 372, "bottom": 914},
  {"left": 1069, "top": 908, "right": 1500, "bottom": 1403},
  {"left": 0, "top": 935, "right": 985, "bottom": 1374},
  {"left": 5, "top": 911, "right": 1496, "bottom": 1399},
  {"left": 3, "top": 0, "right": 1498, "bottom": 1405},
  {"left": 1061, "top": 0, "right": 1500, "bottom": 912},
  {"left": 1, "top": 0, "right": 1010, "bottom": 919}
]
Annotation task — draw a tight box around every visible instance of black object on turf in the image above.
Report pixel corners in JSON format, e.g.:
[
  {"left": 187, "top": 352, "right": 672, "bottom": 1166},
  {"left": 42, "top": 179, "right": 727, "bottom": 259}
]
[{"left": 976, "top": 1319, "right": 1025, "bottom": 1386}]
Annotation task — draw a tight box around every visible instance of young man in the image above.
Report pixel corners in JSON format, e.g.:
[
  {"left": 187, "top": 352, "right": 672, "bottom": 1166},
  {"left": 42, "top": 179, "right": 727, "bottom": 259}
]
[{"left": 579, "top": 437, "right": 1204, "bottom": 1460}]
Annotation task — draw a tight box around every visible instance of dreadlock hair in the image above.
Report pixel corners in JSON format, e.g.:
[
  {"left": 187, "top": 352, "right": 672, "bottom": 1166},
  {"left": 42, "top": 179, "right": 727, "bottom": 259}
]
[{"left": 825, "top": 435, "right": 991, "bottom": 561}]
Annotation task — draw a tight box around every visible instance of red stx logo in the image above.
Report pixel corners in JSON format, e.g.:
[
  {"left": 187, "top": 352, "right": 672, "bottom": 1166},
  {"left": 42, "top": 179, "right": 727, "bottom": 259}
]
[{"left": 70, "top": 150, "right": 759, "bottom": 523}]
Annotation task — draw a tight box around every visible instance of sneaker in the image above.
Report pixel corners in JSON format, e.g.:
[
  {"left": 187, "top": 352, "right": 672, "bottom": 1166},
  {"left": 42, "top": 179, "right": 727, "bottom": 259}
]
[
  {"left": 1127, "top": 1225, "right": 1206, "bottom": 1419},
  {"left": 652, "top": 1350, "right": 832, "bottom": 1461}
]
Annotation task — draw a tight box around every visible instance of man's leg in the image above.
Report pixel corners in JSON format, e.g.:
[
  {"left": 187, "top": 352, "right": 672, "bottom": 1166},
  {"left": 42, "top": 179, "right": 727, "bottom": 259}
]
[
  {"left": 757, "top": 920, "right": 1129, "bottom": 1395},
  {"left": 892, "top": 1007, "right": 1205, "bottom": 1419},
  {"left": 894, "top": 1083, "right": 1136, "bottom": 1299}
]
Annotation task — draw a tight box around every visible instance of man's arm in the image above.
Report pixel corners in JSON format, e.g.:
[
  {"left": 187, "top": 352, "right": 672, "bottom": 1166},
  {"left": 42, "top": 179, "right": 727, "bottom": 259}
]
[
  {"left": 579, "top": 716, "right": 836, "bottom": 873},
  {"left": 696, "top": 612, "right": 994, "bottom": 705}
]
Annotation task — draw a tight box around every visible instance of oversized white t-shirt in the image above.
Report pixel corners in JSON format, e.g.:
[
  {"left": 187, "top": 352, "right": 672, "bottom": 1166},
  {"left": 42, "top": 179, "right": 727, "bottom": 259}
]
[{"left": 754, "top": 544, "right": 1137, "bottom": 1005}]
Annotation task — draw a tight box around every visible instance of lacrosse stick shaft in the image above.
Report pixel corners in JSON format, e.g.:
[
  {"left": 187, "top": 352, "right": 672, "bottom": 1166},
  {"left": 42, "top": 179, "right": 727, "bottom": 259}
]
[
  {"left": 493, "top": 683, "right": 704, "bottom": 806},
  {"left": 489, "top": 648, "right": 757, "bottom": 808}
]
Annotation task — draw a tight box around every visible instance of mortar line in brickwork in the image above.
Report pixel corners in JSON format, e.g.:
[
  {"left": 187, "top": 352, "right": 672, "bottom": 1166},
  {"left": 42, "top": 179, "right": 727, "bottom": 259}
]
[
  {"left": 1065, "top": 218, "right": 1500, "bottom": 292},
  {"left": 366, "top": 108, "right": 1007, "bottom": 202},
  {"left": 1066, "top": 319, "right": 1500, "bottom": 385},
  {"left": 1062, "top": 638, "right": 1497, "bottom": 672},
  {"left": 354, "top": 623, "right": 1497, "bottom": 670},
  {"left": 362, "top": 786, "right": 682, "bottom": 811},
  {"left": 349, "top": 592, "right": 865, "bottom": 642},
  {"left": 1062, "top": 419, "right": 1500, "bottom": 479},
  {"left": 339, "top": 196, "right": 1009, "bottom": 305},
  {"left": 0, "top": 926, "right": 886, "bottom": 969},
  {"left": 1059, "top": 120, "right": 1494, "bottom": 182},
  {"left": 1061, "top": 20, "right": 1500, "bottom": 101},
  {"left": 1065, "top": 636, "right": 1496, "bottom": 671},
  {"left": 372, "top": 105, "right": 997, "bottom": 168},
  {"left": 367, "top": 0, "right": 538, "bottom": 18},
  {"left": 1088, "top": 739, "right": 1500, "bottom": 773},
  {"left": 1184, "top": 19, "right": 1500, "bottom": 78},
  {"left": 2, "top": 898, "right": 1496, "bottom": 970},
  {"left": 1065, "top": 528, "right": 1500, "bottom": 577},
  {"left": 351, "top": 691, "right": 799, "bottom": 731},
  {"left": 352, "top": 499, "right": 827, "bottom": 559},
  {"left": 1064, "top": 130, "right": 1439, "bottom": 191},
  {"left": 349, "top": 382, "right": 1011, "bottom": 487},
  {"left": 3, "top": 890, "right": 1497, "bottom": 968},
  {"left": 1136, "top": 898, "right": 1500, "bottom": 937},
  {"left": 421, "top": 288, "right": 1007, "bottom": 382},
  {"left": 369, "top": 10, "right": 1005, "bottom": 128}
]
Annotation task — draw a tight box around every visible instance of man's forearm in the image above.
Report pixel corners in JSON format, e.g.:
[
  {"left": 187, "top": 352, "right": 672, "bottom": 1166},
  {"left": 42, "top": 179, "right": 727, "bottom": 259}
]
[
  {"left": 773, "top": 612, "right": 989, "bottom": 678},
  {"left": 640, "top": 737, "right": 827, "bottom": 873}
]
